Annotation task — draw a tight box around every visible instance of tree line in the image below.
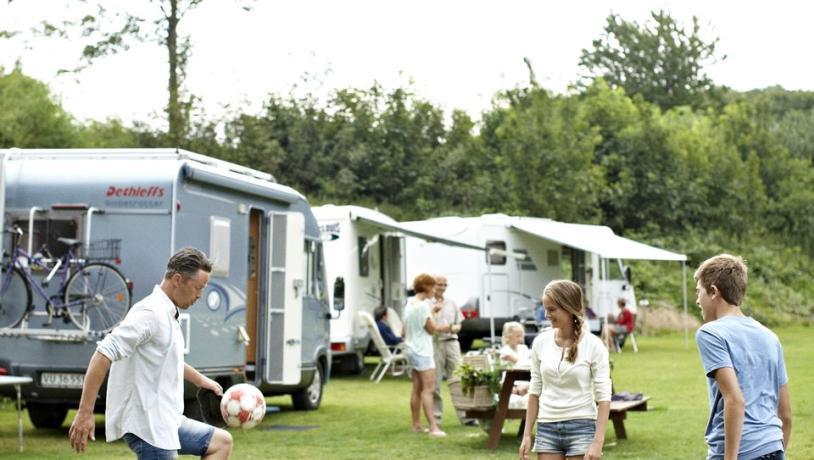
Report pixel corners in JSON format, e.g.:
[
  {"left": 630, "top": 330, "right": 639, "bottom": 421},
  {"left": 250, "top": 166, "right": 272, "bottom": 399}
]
[{"left": 2, "top": 10, "right": 813, "bottom": 324}]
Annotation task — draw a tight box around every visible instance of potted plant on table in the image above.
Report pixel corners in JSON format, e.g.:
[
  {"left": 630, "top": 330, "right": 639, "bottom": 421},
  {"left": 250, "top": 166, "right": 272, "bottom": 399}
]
[{"left": 449, "top": 356, "right": 504, "bottom": 411}]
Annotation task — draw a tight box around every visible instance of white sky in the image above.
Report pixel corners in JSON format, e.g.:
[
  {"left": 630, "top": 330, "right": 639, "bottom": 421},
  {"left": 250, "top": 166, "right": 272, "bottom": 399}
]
[{"left": 1, "top": 1, "right": 812, "bottom": 128}]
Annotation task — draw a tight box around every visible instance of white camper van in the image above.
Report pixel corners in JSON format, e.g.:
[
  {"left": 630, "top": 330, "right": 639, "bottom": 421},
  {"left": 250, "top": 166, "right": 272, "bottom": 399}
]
[
  {"left": 0, "top": 149, "right": 340, "bottom": 428},
  {"left": 314, "top": 205, "right": 481, "bottom": 372},
  {"left": 403, "top": 214, "right": 686, "bottom": 349}
]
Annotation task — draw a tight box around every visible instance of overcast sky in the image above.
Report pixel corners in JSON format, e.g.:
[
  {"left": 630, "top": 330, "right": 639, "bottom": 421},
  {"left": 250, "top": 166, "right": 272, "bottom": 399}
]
[{"left": 1, "top": 0, "right": 812, "bottom": 128}]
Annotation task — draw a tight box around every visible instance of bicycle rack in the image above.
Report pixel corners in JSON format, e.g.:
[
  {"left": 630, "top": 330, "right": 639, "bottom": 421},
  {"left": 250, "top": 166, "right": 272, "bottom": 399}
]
[{"left": 0, "top": 323, "right": 104, "bottom": 343}]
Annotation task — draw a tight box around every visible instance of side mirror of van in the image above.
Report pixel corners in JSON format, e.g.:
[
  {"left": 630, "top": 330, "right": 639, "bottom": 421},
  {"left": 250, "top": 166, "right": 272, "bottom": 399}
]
[
  {"left": 624, "top": 266, "right": 632, "bottom": 284},
  {"left": 333, "top": 277, "right": 345, "bottom": 313}
]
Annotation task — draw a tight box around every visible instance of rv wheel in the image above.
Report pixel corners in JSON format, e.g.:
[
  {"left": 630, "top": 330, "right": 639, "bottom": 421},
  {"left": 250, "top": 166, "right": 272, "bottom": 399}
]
[
  {"left": 291, "top": 361, "right": 324, "bottom": 410},
  {"left": 345, "top": 350, "right": 365, "bottom": 375},
  {"left": 458, "top": 336, "right": 474, "bottom": 352},
  {"left": 27, "top": 403, "right": 68, "bottom": 429}
]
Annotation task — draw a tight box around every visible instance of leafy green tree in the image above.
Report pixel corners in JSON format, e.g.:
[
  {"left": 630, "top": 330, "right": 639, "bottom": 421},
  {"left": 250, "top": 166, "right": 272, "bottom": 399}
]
[
  {"left": 774, "top": 108, "right": 814, "bottom": 162},
  {"left": 579, "top": 10, "right": 722, "bottom": 110},
  {"left": 1, "top": 1, "right": 251, "bottom": 145},
  {"left": 0, "top": 67, "right": 78, "bottom": 148},
  {"left": 480, "top": 86, "right": 603, "bottom": 222}
]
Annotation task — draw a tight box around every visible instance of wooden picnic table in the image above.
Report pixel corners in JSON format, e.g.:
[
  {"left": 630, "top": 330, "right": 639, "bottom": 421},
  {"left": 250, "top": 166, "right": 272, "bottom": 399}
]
[
  {"left": 465, "top": 367, "right": 650, "bottom": 449},
  {"left": 464, "top": 367, "right": 530, "bottom": 449}
]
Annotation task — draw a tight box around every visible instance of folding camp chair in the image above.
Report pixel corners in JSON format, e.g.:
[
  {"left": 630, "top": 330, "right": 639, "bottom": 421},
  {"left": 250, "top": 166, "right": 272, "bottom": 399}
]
[{"left": 358, "top": 311, "right": 410, "bottom": 383}]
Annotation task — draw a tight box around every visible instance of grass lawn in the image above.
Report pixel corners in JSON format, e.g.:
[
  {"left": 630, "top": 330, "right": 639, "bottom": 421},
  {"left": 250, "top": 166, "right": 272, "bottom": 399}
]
[{"left": 1, "top": 325, "right": 811, "bottom": 459}]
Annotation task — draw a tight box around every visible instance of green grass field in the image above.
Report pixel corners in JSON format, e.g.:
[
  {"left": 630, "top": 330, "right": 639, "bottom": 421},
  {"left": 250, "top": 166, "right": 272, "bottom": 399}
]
[{"left": 1, "top": 326, "right": 811, "bottom": 459}]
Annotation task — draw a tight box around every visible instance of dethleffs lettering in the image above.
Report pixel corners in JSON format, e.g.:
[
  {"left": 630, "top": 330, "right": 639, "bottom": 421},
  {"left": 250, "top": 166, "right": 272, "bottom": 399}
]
[{"left": 105, "top": 186, "right": 165, "bottom": 198}]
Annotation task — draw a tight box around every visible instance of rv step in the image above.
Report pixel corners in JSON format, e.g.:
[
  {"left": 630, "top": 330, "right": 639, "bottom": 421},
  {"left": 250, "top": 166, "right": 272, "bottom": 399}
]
[{"left": 0, "top": 327, "right": 103, "bottom": 342}]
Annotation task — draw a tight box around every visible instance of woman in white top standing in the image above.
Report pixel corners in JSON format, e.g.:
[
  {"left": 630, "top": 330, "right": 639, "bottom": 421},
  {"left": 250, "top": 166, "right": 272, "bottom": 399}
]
[
  {"left": 520, "top": 280, "right": 611, "bottom": 460},
  {"left": 403, "top": 273, "right": 455, "bottom": 438}
]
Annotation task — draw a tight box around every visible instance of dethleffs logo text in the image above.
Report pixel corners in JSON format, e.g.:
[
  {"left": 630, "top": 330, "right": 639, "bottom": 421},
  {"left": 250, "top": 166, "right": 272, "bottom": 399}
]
[{"left": 106, "top": 186, "right": 165, "bottom": 198}]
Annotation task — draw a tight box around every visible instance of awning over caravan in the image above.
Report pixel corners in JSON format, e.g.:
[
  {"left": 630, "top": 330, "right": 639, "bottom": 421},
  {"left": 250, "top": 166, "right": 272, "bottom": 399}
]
[
  {"left": 351, "top": 213, "right": 485, "bottom": 251},
  {"left": 511, "top": 220, "right": 686, "bottom": 261}
]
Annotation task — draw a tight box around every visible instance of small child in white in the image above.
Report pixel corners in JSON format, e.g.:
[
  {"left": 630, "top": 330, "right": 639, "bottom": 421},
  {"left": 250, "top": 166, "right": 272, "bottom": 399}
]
[
  {"left": 499, "top": 321, "right": 530, "bottom": 409},
  {"left": 499, "top": 321, "right": 530, "bottom": 367}
]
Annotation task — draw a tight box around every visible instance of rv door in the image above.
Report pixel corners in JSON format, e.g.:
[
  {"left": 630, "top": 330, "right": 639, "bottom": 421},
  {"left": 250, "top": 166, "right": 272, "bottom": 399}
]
[{"left": 264, "top": 212, "right": 305, "bottom": 385}]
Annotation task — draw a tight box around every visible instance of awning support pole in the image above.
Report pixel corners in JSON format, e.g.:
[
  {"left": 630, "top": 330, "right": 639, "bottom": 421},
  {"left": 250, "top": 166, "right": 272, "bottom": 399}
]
[{"left": 682, "top": 261, "right": 689, "bottom": 350}]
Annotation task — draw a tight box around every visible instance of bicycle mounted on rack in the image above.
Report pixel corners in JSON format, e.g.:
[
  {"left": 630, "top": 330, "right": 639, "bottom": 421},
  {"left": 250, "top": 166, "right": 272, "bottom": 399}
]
[{"left": 0, "top": 225, "right": 132, "bottom": 334}]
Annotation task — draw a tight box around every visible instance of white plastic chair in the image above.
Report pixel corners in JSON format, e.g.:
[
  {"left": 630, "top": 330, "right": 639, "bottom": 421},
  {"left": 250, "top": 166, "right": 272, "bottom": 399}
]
[
  {"left": 614, "top": 331, "right": 639, "bottom": 353},
  {"left": 386, "top": 307, "right": 403, "bottom": 337},
  {"left": 358, "top": 311, "right": 410, "bottom": 383}
]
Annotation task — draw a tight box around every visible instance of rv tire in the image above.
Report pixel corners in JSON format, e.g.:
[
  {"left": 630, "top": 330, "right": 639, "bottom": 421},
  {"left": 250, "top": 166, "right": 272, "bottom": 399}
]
[
  {"left": 345, "top": 350, "right": 365, "bottom": 375},
  {"left": 291, "top": 361, "right": 324, "bottom": 410},
  {"left": 458, "top": 336, "right": 474, "bottom": 352},
  {"left": 27, "top": 403, "right": 68, "bottom": 429}
]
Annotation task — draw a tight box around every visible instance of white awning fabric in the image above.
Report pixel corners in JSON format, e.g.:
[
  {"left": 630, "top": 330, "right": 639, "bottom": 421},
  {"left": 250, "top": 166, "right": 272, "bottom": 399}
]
[
  {"left": 511, "top": 220, "right": 686, "bottom": 261},
  {"left": 352, "top": 213, "right": 485, "bottom": 251}
]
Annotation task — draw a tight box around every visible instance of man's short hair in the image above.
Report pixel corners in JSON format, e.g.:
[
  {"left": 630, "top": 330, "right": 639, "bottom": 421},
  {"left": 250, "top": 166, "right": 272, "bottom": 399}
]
[
  {"left": 694, "top": 254, "right": 748, "bottom": 306},
  {"left": 164, "top": 247, "right": 213, "bottom": 280},
  {"left": 373, "top": 306, "right": 388, "bottom": 322}
]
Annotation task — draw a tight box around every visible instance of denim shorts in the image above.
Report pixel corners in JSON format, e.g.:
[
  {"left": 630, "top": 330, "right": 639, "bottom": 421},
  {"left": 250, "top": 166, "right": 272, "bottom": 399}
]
[
  {"left": 123, "top": 417, "right": 215, "bottom": 459},
  {"left": 406, "top": 349, "right": 435, "bottom": 372},
  {"left": 533, "top": 419, "right": 596, "bottom": 456}
]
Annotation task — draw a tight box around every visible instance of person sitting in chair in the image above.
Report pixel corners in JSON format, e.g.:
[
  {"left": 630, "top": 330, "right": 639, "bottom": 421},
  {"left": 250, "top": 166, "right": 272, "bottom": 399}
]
[
  {"left": 374, "top": 306, "right": 402, "bottom": 346},
  {"left": 605, "top": 298, "right": 635, "bottom": 350}
]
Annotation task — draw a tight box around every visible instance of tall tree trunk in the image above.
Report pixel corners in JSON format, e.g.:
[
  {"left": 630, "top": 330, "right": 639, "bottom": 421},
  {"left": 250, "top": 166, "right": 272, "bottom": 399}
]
[{"left": 167, "top": 0, "right": 181, "bottom": 146}]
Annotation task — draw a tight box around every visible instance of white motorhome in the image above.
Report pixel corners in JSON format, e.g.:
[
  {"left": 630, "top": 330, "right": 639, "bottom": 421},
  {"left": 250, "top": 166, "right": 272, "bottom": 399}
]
[
  {"left": 314, "top": 205, "right": 481, "bottom": 372},
  {"left": 0, "top": 149, "right": 340, "bottom": 428},
  {"left": 403, "top": 214, "right": 686, "bottom": 349}
]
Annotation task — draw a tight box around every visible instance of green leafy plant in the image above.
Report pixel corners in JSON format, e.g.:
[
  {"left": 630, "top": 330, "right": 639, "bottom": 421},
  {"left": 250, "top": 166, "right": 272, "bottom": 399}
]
[{"left": 454, "top": 362, "right": 504, "bottom": 396}]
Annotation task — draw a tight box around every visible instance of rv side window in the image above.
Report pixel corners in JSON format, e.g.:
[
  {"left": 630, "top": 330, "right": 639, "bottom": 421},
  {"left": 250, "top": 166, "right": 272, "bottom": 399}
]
[
  {"left": 514, "top": 249, "right": 537, "bottom": 271},
  {"left": 304, "top": 240, "right": 322, "bottom": 298},
  {"left": 485, "top": 240, "right": 507, "bottom": 265},
  {"left": 316, "top": 242, "right": 326, "bottom": 301},
  {"left": 304, "top": 241, "right": 313, "bottom": 297},
  {"left": 209, "top": 216, "right": 231, "bottom": 277},
  {"left": 358, "top": 236, "right": 370, "bottom": 277},
  {"left": 13, "top": 218, "right": 78, "bottom": 258}
]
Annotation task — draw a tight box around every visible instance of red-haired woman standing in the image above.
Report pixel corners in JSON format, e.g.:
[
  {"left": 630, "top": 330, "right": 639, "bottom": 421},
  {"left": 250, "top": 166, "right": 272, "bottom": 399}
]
[{"left": 403, "top": 273, "right": 454, "bottom": 437}]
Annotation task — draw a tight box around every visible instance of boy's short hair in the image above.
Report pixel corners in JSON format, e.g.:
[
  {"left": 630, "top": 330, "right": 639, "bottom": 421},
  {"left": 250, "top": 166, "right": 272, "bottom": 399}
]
[
  {"left": 694, "top": 254, "right": 748, "bottom": 306},
  {"left": 373, "top": 306, "right": 388, "bottom": 322},
  {"left": 412, "top": 273, "right": 437, "bottom": 294}
]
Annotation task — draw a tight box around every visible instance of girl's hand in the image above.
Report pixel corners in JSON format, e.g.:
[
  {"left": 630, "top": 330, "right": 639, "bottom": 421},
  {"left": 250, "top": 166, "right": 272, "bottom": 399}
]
[
  {"left": 519, "top": 435, "right": 532, "bottom": 460},
  {"left": 584, "top": 439, "right": 603, "bottom": 459}
]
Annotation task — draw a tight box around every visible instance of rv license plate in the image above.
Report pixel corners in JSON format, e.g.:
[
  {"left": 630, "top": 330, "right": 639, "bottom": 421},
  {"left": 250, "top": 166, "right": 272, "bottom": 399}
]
[{"left": 40, "top": 372, "right": 85, "bottom": 389}]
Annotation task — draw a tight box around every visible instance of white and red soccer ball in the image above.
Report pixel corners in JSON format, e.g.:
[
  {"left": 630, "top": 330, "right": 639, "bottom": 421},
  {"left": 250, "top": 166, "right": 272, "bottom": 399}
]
[{"left": 220, "top": 383, "right": 266, "bottom": 429}]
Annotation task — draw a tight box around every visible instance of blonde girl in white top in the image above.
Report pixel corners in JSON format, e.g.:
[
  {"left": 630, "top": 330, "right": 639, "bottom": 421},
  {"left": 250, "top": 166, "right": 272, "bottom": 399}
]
[
  {"left": 519, "top": 280, "right": 611, "bottom": 460},
  {"left": 499, "top": 321, "right": 531, "bottom": 367}
]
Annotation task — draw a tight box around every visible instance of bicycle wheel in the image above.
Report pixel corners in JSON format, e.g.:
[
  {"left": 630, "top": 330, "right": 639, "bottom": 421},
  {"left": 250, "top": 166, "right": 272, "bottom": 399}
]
[
  {"left": 0, "top": 266, "right": 32, "bottom": 329},
  {"left": 64, "top": 263, "right": 131, "bottom": 333}
]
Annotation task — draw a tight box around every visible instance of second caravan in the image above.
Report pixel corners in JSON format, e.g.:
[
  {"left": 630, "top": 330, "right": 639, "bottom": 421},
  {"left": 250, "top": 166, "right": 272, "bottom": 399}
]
[{"left": 314, "top": 205, "right": 481, "bottom": 372}]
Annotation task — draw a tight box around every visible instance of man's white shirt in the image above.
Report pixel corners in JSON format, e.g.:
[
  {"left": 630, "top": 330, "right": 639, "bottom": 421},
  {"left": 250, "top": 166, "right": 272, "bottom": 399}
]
[{"left": 96, "top": 285, "right": 185, "bottom": 450}]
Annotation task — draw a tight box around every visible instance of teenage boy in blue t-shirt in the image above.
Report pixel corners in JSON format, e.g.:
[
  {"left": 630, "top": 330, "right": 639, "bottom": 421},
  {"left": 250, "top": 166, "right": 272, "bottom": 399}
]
[{"left": 694, "top": 254, "right": 792, "bottom": 460}]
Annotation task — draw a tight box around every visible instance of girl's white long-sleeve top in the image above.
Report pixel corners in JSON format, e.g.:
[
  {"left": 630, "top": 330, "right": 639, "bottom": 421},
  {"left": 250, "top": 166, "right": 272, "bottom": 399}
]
[{"left": 528, "top": 328, "right": 612, "bottom": 423}]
